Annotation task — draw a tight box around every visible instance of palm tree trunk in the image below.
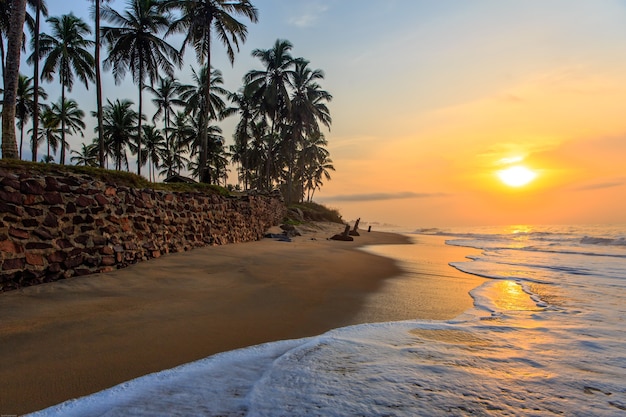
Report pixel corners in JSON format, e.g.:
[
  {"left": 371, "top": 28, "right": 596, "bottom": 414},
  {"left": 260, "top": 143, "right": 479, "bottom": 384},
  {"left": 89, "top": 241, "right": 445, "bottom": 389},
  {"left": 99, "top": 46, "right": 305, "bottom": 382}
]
[
  {"left": 1, "top": 0, "right": 27, "bottom": 159},
  {"left": 59, "top": 83, "right": 66, "bottom": 164},
  {"left": 199, "top": 27, "right": 212, "bottom": 184},
  {"left": 32, "top": 0, "right": 42, "bottom": 162},
  {"left": 137, "top": 76, "right": 143, "bottom": 176},
  {"left": 0, "top": 34, "right": 5, "bottom": 85},
  {"left": 19, "top": 125, "right": 25, "bottom": 159},
  {"left": 95, "top": 0, "right": 105, "bottom": 168}
]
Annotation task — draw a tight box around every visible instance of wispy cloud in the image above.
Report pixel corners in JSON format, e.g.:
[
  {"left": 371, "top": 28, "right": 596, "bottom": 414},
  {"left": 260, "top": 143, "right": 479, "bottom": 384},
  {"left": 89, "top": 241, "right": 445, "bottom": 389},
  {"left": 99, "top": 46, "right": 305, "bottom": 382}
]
[
  {"left": 319, "top": 192, "right": 448, "bottom": 203},
  {"left": 288, "top": 3, "right": 329, "bottom": 28},
  {"left": 573, "top": 179, "right": 625, "bottom": 192}
]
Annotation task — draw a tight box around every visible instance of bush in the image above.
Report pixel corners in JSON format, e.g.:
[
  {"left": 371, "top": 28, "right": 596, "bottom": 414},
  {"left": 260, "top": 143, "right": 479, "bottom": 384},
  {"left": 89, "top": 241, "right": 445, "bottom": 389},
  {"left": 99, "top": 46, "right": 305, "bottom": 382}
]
[{"left": 287, "top": 201, "right": 343, "bottom": 223}]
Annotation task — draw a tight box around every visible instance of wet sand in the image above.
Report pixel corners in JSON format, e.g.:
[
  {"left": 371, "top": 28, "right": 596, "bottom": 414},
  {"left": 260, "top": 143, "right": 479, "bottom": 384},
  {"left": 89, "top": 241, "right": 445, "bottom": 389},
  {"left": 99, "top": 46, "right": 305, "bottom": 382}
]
[{"left": 0, "top": 224, "right": 482, "bottom": 415}]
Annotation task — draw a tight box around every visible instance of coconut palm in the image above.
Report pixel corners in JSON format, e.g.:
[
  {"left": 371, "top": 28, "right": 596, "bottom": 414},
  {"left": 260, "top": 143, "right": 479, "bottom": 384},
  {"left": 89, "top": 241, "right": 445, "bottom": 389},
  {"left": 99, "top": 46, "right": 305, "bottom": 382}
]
[
  {"left": 179, "top": 65, "right": 231, "bottom": 125},
  {"left": 0, "top": 0, "right": 40, "bottom": 83},
  {"left": 16, "top": 73, "right": 47, "bottom": 159},
  {"left": 179, "top": 65, "right": 231, "bottom": 183},
  {"left": 101, "top": 98, "right": 138, "bottom": 171},
  {"left": 140, "top": 124, "right": 165, "bottom": 182},
  {"left": 70, "top": 142, "right": 98, "bottom": 166},
  {"left": 101, "top": 0, "right": 182, "bottom": 177},
  {"left": 162, "top": 0, "right": 258, "bottom": 183},
  {"left": 50, "top": 97, "right": 86, "bottom": 164},
  {"left": 28, "top": 0, "right": 49, "bottom": 162},
  {"left": 145, "top": 76, "right": 188, "bottom": 155},
  {"left": 37, "top": 13, "right": 95, "bottom": 164},
  {"left": 90, "top": 0, "right": 113, "bottom": 167},
  {"left": 229, "top": 85, "right": 262, "bottom": 189},
  {"left": 35, "top": 104, "right": 61, "bottom": 161},
  {"left": 162, "top": 110, "right": 194, "bottom": 176},
  {"left": 300, "top": 132, "right": 334, "bottom": 202},
  {"left": 245, "top": 39, "right": 296, "bottom": 131},
  {"left": 284, "top": 58, "right": 332, "bottom": 203},
  {"left": 244, "top": 39, "right": 297, "bottom": 190},
  {"left": 1, "top": 0, "right": 27, "bottom": 159}
]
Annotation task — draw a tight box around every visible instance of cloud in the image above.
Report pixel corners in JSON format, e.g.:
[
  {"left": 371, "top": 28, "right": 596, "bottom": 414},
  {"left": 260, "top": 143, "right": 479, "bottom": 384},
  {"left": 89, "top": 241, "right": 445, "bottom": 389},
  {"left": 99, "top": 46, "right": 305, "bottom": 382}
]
[
  {"left": 573, "top": 179, "right": 626, "bottom": 192},
  {"left": 288, "top": 3, "right": 328, "bottom": 28},
  {"left": 319, "top": 192, "right": 448, "bottom": 203}
]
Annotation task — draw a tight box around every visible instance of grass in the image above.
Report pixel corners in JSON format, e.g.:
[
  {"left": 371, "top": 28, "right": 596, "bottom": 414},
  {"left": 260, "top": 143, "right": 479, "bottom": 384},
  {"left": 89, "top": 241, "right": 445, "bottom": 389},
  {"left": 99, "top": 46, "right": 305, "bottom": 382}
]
[
  {"left": 0, "top": 160, "right": 229, "bottom": 196},
  {"left": 287, "top": 201, "right": 344, "bottom": 223}
]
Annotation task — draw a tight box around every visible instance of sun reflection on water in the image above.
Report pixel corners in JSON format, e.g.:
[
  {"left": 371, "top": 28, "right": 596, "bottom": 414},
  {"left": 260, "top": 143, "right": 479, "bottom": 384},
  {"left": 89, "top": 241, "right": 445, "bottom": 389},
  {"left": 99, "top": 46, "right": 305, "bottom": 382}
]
[{"left": 493, "top": 280, "right": 541, "bottom": 312}]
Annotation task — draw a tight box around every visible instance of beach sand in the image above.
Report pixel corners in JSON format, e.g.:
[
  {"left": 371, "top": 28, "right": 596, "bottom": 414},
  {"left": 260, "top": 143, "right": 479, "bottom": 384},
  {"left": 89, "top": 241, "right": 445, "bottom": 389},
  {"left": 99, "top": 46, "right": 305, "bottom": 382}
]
[{"left": 0, "top": 223, "right": 483, "bottom": 415}]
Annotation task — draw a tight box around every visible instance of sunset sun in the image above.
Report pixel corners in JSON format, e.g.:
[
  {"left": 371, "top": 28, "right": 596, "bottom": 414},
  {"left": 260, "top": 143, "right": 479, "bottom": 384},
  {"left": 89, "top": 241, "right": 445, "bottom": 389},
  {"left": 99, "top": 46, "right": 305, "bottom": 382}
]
[{"left": 497, "top": 165, "right": 537, "bottom": 187}]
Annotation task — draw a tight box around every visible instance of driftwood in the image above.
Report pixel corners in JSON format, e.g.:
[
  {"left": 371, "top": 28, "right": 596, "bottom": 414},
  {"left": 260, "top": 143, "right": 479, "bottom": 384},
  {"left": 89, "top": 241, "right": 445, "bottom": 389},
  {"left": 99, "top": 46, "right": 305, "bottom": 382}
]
[
  {"left": 349, "top": 218, "right": 361, "bottom": 236},
  {"left": 330, "top": 224, "right": 354, "bottom": 241}
]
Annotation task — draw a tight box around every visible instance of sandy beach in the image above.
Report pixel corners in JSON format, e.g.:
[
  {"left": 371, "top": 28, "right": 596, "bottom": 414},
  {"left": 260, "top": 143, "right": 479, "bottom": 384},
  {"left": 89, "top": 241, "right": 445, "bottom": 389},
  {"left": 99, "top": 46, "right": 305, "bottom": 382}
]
[{"left": 0, "top": 223, "right": 482, "bottom": 415}]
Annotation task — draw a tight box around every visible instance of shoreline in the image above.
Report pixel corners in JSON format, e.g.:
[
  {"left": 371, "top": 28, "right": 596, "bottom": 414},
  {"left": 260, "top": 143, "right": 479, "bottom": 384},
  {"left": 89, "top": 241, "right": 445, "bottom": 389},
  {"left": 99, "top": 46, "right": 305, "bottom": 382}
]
[{"left": 0, "top": 223, "right": 481, "bottom": 414}]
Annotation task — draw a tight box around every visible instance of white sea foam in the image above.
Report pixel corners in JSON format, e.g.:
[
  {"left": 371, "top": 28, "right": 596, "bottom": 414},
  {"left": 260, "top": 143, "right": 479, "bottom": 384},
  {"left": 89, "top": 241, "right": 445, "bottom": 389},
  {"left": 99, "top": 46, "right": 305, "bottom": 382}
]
[{"left": 29, "top": 225, "right": 626, "bottom": 416}]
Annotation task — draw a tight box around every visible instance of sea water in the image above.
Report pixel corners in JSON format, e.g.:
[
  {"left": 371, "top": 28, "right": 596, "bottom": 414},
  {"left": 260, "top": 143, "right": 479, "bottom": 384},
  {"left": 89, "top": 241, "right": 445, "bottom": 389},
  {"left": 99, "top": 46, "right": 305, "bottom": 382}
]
[{"left": 29, "top": 224, "right": 626, "bottom": 416}]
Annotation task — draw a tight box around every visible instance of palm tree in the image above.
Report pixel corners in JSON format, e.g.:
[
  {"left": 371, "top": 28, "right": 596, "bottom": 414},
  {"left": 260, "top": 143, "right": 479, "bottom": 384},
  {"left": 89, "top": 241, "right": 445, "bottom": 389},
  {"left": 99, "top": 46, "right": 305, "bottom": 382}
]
[
  {"left": 70, "top": 142, "right": 98, "bottom": 166},
  {"left": 163, "top": 0, "right": 258, "bottom": 183},
  {"left": 36, "top": 104, "right": 61, "bottom": 161},
  {"left": 284, "top": 58, "right": 332, "bottom": 203},
  {"left": 0, "top": 0, "right": 40, "bottom": 84},
  {"left": 90, "top": 0, "right": 113, "bottom": 168},
  {"left": 101, "top": 98, "right": 138, "bottom": 170},
  {"left": 162, "top": 110, "right": 194, "bottom": 176},
  {"left": 244, "top": 39, "right": 296, "bottom": 190},
  {"left": 101, "top": 0, "right": 182, "bottom": 177},
  {"left": 145, "top": 76, "right": 188, "bottom": 155},
  {"left": 16, "top": 73, "right": 47, "bottom": 159},
  {"left": 300, "top": 133, "right": 334, "bottom": 202},
  {"left": 37, "top": 13, "right": 95, "bottom": 164},
  {"left": 50, "top": 98, "right": 86, "bottom": 164},
  {"left": 245, "top": 39, "right": 295, "bottom": 132},
  {"left": 229, "top": 85, "right": 262, "bottom": 189},
  {"left": 179, "top": 65, "right": 231, "bottom": 183},
  {"left": 28, "top": 0, "right": 49, "bottom": 162},
  {"left": 141, "top": 124, "right": 165, "bottom": 182},
  {"left": 1, "top": 0, "right": 27, "bottom": 159},
  {"left": 181, "top": 65, "right": 232, "bottom": 120}
]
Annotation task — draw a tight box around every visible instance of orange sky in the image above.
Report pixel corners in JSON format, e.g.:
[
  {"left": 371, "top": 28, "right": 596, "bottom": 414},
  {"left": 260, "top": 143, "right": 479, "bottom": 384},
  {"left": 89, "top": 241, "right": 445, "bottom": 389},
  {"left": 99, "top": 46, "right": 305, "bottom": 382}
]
[{"left": 30, "top": 1, "right": 626, "bottom": 227}]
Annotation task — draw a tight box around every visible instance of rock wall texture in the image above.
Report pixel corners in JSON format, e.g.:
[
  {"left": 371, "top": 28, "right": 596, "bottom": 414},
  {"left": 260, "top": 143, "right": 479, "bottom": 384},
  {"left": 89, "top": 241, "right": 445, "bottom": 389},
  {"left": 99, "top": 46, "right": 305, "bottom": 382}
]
[{"left": 0, "top": 168, "right": 286, "bottom": 291}]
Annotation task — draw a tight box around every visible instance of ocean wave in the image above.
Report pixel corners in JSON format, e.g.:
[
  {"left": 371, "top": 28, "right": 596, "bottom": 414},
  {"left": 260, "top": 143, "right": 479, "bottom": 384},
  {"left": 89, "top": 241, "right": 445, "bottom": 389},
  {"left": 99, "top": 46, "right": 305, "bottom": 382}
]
[{"left": 581, "top": 236, "right": 626, "bottom": 246}]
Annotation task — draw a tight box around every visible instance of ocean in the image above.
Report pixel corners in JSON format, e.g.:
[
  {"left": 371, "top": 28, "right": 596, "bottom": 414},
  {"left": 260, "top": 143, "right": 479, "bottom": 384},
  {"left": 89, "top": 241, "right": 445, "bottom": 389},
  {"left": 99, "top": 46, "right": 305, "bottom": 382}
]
[{"left": 29, "top": 224, "right": 626, "bottom": 416}]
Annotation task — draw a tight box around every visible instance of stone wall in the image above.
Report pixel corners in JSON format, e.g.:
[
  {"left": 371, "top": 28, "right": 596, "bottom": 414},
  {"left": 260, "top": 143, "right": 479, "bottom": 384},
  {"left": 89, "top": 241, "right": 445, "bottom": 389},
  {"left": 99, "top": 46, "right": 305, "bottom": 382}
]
[{"left": 0, "top": 168, "right": 286, "bottom": 291}]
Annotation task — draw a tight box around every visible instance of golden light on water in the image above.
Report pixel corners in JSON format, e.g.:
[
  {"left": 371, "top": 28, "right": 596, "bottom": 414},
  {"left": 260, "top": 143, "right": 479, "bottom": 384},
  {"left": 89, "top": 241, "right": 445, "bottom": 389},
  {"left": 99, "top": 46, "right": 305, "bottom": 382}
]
[
  {"left": 494, "top": 281, "right": 540, "bottom": 312},
  {"left": 497, "top": 165, "right": 537, "bottom": 187}
]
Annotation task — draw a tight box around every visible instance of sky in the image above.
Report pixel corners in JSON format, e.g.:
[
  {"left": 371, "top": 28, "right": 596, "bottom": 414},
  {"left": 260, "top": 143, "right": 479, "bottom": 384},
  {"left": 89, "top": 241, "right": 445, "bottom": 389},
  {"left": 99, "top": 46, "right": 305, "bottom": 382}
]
[{"left": 13, "top": 0, "right": 626, "bottom": 228}]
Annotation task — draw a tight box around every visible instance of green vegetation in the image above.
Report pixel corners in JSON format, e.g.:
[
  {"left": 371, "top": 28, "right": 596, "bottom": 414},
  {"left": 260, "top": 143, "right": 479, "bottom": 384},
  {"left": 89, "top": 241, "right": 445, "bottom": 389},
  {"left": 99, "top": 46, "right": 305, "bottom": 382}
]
[
  {"left": 287, "top": 202, "right": 343, "bottom": 224},
  {"left": 1, "top": 1, "right": 335, "bottom": 207},
  {"left": 0, "top": 159, "right": 228, "bottom": 195}
]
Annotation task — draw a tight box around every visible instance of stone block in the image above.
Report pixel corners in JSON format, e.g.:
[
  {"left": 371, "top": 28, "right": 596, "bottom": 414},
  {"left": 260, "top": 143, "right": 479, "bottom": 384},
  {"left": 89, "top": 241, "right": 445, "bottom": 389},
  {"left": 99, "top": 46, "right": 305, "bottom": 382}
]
[
  {"left": 43, "top": 192, "right": 64, "bottom": 205},
  {"left": 64, "top": 255, "right": 83, "bottom": 269},
  {"left": 76, "top": 195, "right": 94, "bottom": 207},
  {"left": 33, "top": 228, "right": 54, "bottom": 240},
  {"left": 2, "top": 257, "right": 25, "bottom": 271},
  {"left": 0, "top": 239, "right": 23, "bottom": 254},
  {"left": 20, "top": 179, "right": 45, "bottom": 195},
  {"left": 9, "top": 227, "right": 29, "bottom": 240},
  {"left": 101, "top": 256, "right": 116, "bottom": 266},
  {"left": 0, "top": 190, "right": 22, "bottom": 204},
  {"left": 25, "top": 253, "right": 44, "bottom": 266},
  {"left": 48, "top": 251, "right": 67, "bottom": 263},
  {"left": 25, "top": 241, "right": 54, "bottom": 250}
]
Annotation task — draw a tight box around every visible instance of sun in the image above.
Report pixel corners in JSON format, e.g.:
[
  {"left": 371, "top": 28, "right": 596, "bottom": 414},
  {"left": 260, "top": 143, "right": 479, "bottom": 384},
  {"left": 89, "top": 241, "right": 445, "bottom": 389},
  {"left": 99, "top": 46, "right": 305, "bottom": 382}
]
[{"left": 497, "top": 165, "right": 537, "bottom": 187}]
